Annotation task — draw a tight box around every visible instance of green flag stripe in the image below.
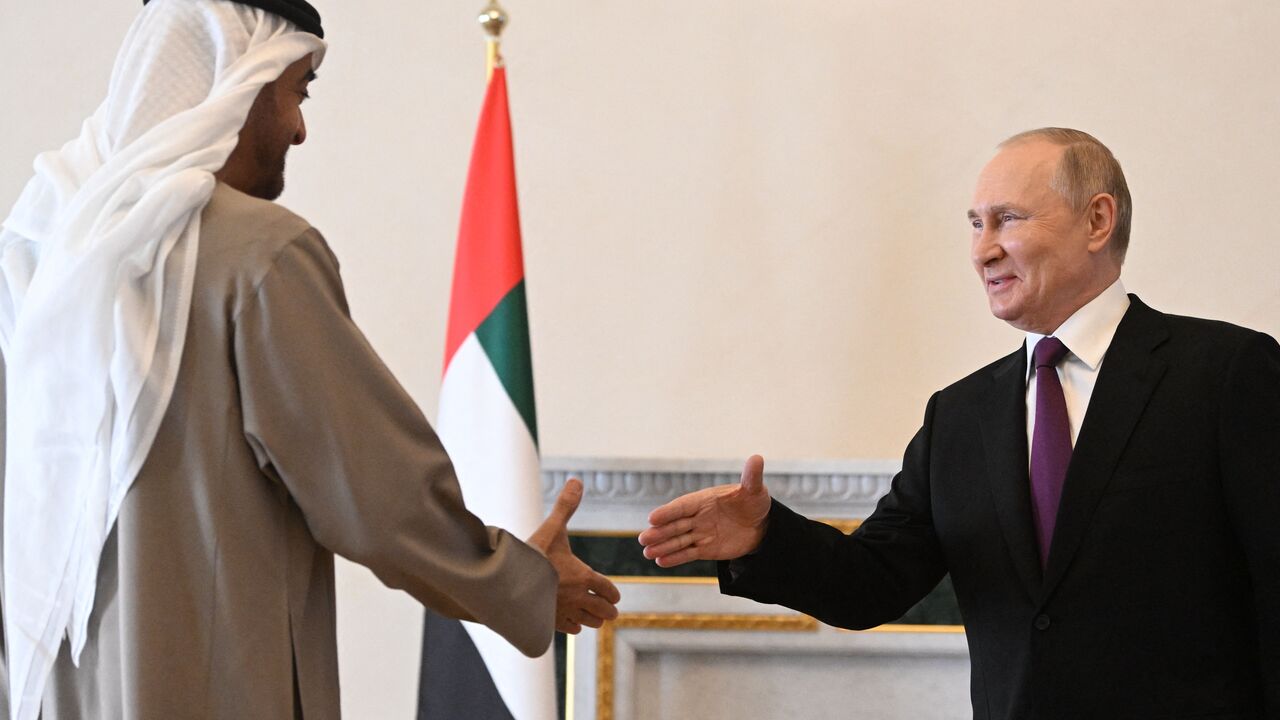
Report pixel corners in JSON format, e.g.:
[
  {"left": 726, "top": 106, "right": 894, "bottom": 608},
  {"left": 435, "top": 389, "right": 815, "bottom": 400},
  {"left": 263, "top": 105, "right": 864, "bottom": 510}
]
[{"left": 473, "top": 281, "right": 539, "bottom": 445}]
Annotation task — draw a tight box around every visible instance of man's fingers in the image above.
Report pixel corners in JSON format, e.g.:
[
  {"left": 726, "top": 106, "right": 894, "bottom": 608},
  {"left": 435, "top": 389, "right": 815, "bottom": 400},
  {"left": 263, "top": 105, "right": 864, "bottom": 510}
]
[
  {"left": 641, "top": 530, "right": 703, "bottom": 561},
  {"left": 654, "top": 546, "right": 703, "bottom": 568},
  {"left": 565, "top": 607, "right": 608, "bottom": 630},
  {"left": 559, "top": 619, "right": 582, "bottom": 635},
  {"left": 646, "top": 491, "right": 708, "bottom": 527},
  {"left": 547, "top": 478, "right": 583, "bottom": 528},
  {"left": 566, "top": 591, "right": 615, "bottom": 629},
  {"left": 578, "top": 592, "right": 618, "bottom": 621},
  {"left": 740, "top": 454, "right": 765, "bottom": 494},
  {"left": 637, "top": 517, "right": 695, "bottom": 548},
  {"left": 587, "top": 572, "right": 621, "bottom": 604},
  {"left": 575, "top": 610, "right": 609, "bottom": 629}
]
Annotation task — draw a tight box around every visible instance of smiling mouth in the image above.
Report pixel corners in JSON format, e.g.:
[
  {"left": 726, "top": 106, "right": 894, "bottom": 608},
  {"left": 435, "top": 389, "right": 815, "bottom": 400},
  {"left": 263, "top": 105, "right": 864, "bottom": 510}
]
[{"left": 987, "top": 276, "right": 1016, "bottom": 289}]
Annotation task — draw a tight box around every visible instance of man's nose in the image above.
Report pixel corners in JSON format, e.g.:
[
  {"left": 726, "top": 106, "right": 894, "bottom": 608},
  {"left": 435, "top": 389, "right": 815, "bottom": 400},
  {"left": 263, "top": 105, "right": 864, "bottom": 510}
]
[
  {"left": 971, "top": 227, "right": 1003, "bottom": 266},
  {"left": 292, "top": 115, "right": 307, "bottom": 145}
]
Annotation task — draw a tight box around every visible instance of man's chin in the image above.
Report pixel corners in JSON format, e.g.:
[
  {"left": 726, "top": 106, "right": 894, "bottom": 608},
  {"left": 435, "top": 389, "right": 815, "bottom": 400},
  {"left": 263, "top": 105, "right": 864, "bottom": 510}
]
[
  {"left": 247, "top": 174, "right": 286, "bottom": 201},
  {"left": 988, "top": 300, "right": 1022, "bottom": 327}
]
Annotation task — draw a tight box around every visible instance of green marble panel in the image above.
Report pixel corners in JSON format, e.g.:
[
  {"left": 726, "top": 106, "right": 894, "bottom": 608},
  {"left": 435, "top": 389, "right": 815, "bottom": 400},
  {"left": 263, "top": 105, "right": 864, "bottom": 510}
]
[{"left": 569, "top": 534, "right": 716, "bottom": 577}]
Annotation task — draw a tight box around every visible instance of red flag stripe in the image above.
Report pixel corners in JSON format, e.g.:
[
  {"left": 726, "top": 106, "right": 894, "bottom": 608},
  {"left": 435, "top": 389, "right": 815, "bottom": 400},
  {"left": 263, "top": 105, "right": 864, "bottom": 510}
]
[{"left": 444, "top": 67, "right": 525, "bottom": 370}]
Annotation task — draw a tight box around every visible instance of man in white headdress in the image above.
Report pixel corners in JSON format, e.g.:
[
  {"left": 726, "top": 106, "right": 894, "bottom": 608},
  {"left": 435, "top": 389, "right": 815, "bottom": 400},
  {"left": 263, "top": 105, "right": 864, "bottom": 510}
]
[{"left": 0, "top": 1, "right": 620, "bottom": 718}]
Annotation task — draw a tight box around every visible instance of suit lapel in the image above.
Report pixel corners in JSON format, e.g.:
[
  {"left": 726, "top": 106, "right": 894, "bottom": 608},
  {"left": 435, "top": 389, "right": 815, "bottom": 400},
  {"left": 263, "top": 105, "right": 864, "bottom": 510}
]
[
  {"left": 1041, "top": 296, "right": 1169, "bottom": 597},
  {"left": 979, "top": 344, "right": 1043, "bottom": 601}
]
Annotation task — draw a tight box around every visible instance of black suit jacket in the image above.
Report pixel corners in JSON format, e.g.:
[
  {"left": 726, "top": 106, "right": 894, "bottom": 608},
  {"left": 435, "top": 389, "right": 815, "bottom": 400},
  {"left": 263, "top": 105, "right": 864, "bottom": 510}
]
[{"left": 721, "top": 296, "right": 1280, "bottom": 719}]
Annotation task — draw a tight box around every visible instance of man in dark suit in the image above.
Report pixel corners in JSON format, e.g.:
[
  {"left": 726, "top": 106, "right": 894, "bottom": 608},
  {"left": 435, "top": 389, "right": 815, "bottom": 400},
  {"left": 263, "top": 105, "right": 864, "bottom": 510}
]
[{"left": 639, "top": 128, "right": 1280, "bottom": 719}]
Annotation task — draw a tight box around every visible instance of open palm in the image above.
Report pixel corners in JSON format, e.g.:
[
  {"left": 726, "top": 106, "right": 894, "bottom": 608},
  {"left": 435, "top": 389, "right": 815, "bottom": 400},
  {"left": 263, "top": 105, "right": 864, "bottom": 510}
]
[{"left": 638, "top": 455, "right": 772, "bottom": 567}]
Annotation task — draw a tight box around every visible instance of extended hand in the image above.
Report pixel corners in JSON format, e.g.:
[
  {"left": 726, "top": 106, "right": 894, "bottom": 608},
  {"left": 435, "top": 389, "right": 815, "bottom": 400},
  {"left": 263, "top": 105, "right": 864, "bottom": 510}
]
[
  {"left": 528, "top": 478, "right": 621, "bottom": 634},
  {"left": 638, "top": 455, "right": 771, "bottom": 568}
]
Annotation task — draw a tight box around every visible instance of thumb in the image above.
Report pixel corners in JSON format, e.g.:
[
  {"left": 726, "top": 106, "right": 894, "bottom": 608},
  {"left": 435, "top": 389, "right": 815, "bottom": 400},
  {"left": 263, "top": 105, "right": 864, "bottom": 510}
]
[
  {"left": 547, "top": 477, "right": 584, "bottom": 528},
  {"left": 740, "top": 455, "right": 766, "bottom": 495}
]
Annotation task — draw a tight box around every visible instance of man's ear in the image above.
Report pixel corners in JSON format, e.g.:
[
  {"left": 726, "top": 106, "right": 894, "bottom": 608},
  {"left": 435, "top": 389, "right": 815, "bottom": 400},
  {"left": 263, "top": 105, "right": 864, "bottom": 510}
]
[{"left": 1085, "top": 192, "right": 1117, "bottom": 255}]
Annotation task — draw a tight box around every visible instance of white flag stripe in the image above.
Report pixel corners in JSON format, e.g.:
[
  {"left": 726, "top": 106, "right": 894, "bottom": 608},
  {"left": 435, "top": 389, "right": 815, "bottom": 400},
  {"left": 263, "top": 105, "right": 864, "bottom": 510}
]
[
  {"left": 437, "top": 333, "right": 554, "bottom": 720},
  {"left": 438, "top": 334, "right": 544, "bottom": 539}
]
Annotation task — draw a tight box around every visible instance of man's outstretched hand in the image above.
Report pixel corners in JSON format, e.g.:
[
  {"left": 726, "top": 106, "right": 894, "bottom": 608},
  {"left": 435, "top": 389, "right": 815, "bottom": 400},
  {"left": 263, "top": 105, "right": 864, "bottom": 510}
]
[
  {"left": 638, "top": 455, "right": 772, "bottom": 568},
  {"left": 528, "top": 478, "right": 621, "bottom": 634}
]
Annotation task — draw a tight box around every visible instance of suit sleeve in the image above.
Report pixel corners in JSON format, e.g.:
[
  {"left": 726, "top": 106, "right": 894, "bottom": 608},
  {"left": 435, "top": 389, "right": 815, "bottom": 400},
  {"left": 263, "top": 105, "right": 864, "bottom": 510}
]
[
  {"left": 231, "top": 230, "right": 556, "bottom": 658},
  {"left": 719, "top": 393, "right": 948, "bottom": 630},
  {"left": 1218, "top": 331, "right": 1280, "bottom": 708}
]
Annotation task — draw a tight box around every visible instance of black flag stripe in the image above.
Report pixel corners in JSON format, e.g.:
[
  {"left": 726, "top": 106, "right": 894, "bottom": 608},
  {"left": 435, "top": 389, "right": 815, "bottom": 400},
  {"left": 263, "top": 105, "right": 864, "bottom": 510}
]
[{"left": 418, "top": 610, "right": 517, "bottom": 720}]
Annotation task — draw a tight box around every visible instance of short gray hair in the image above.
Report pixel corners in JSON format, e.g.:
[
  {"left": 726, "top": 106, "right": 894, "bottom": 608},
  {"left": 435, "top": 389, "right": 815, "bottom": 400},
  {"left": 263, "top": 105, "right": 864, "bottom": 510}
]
[{"left": 1000, "top": 128, "right": 1133, "bottom": 263}]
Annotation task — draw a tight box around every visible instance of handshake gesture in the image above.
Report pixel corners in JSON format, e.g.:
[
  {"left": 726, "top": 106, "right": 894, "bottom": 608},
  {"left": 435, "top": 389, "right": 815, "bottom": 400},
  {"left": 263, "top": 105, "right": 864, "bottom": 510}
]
[
  {"left": 528, "top": 478, "right": 622, "bottom": 634},
  {"left": 638, "top": 455, "right": 773, "bottom": 567},
  {"left": 525, "top": 456, "right": 771, "bottom": 636}
]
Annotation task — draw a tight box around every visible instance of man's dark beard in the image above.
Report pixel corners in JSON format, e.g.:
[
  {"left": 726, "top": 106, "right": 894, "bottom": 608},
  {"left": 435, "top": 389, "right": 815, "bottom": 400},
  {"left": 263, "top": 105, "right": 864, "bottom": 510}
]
[{"left": 248, "top": 147, "right": 288, "bottom": 201}]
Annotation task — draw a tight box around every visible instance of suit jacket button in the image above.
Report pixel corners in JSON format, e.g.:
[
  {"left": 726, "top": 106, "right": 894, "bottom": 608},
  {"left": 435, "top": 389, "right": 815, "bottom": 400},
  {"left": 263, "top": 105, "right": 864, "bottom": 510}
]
[{"left": 1034, "top": 614, "right": 1051, "bottom": 631}]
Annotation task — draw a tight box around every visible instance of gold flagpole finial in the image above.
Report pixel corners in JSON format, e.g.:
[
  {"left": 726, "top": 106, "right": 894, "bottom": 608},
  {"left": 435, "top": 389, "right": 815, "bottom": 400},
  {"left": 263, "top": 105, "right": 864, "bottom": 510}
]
[
  {"left": 479, "top": 0, "right": 508, "bottom": 78},
  {"left": 479, "top": 0, "right": 508, "bottom": 39}
]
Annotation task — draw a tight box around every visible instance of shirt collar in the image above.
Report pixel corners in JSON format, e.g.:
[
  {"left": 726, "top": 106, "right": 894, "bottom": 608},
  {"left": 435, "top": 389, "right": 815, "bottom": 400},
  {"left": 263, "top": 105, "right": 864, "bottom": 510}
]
[{"left": 1025, "top": 278, "right": 1130, "bottom": 376}]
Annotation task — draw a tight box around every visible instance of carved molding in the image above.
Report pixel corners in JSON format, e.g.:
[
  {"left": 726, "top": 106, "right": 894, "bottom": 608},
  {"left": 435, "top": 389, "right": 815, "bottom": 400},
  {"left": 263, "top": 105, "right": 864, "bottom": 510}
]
[{"left": 541, "top": 456, "right": 900, "bottom": 530}]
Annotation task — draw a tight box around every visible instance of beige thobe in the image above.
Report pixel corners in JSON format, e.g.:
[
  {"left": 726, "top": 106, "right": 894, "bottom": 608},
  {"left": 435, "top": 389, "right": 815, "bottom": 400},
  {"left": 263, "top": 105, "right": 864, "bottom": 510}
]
[{"left": 0, "top": 183, "right": 556, "bottom": 719}]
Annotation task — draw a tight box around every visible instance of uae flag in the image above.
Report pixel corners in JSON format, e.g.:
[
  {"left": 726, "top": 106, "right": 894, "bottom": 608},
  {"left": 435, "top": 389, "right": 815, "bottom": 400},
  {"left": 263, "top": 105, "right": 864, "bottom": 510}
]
[{"left": 417, "top": 67, "right": 555, "bottom": 720}]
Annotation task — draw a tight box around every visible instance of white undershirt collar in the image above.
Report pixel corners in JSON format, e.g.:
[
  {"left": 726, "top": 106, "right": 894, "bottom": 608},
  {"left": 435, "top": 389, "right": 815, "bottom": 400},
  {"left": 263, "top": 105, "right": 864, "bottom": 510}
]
[{"left": 1025, "top": 278, "right": 1130, "bottom": 376}]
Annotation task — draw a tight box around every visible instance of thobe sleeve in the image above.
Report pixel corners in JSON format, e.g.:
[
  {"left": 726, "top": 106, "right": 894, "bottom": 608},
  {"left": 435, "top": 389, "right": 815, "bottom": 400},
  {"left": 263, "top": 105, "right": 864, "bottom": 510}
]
[
  {"left": 232, "top": 229, "right": 556, "bottom": 658},
  {"left": 1218, "top": 331, "right": 1280, "bottom": 709},
  {"left": 719, "top": 393, "right": 948, "bottom": 629}
]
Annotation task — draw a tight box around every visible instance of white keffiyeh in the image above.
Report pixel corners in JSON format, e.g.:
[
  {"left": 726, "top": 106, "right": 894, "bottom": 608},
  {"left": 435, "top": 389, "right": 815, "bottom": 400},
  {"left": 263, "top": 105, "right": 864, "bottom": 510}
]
[{"left": 0, "top": 2, "right": 325, "bottom": 717}]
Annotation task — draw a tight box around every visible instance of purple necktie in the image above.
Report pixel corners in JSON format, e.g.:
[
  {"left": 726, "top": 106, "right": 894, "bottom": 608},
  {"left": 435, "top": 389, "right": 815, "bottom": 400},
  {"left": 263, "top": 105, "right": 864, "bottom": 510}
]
[{"left": 1030, "top": 336, "right": 1072, "bottom": 569}]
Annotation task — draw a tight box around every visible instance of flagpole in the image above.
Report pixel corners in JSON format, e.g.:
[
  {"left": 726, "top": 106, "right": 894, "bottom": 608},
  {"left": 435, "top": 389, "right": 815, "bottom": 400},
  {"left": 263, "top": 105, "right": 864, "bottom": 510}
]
[
  {"left": 424, "top": 4, "right": 554, "bottom": 717},
  {"left": 479, "top": 0, "right": 508, "bottom": 80}
]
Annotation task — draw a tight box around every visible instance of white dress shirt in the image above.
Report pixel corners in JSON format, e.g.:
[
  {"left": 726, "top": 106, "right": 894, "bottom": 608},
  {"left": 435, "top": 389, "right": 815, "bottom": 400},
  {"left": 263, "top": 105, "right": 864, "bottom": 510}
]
[{"left": 1025, "top": 279, "right": 1131, "bottom": 455}]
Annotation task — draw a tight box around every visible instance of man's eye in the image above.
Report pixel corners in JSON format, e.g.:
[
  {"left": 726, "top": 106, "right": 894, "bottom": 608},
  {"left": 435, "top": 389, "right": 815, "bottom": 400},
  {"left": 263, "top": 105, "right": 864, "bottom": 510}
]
[
  {"left": 1000, "top": 213, "right": 1017, "bottom": 223},
  {"left": 971, "top": 219, "right": 983, "bottom": 230}
]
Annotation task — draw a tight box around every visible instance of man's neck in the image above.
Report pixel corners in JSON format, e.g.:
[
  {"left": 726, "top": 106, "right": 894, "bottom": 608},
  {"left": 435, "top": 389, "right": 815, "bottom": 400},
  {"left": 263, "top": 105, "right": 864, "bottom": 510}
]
[{"left": 1031, "top": 268, "right": 1122, "bottom": 335}]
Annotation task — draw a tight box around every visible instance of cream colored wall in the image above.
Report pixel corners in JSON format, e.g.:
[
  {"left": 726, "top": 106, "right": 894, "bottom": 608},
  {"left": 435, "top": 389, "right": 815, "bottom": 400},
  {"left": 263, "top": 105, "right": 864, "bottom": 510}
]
[{"left": 3, "top": 1, "right": 1278, "bottom": 717}]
